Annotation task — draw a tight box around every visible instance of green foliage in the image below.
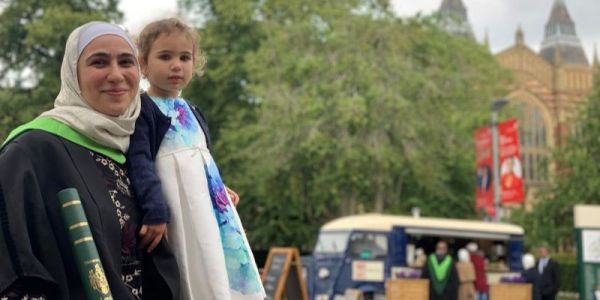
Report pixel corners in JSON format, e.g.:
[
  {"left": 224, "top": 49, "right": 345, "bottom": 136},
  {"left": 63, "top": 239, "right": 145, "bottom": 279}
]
[
  {"left": 553, "top": 253, "right": 577, "bottom": 292},
  {"left": 0, "top": 0, "right": 121, "bottom": 138},
  {"left": 192, "top": 1, "right": 509, "bottom": 249},
  {"left": 181, "top": 0, "right": 262, "bottom": 143},
  {"left": 511, "top": 68, "right": 600, "bottom": 251}
]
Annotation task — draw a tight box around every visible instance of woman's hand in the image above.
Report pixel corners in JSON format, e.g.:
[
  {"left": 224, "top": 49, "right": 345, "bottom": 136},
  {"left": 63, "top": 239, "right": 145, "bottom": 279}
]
[
  {"left": 139, "top": 223, "right": 167, "bottom": 253},
  {"left": 226, "top": 186, "right": 240, "bottom": 207}
]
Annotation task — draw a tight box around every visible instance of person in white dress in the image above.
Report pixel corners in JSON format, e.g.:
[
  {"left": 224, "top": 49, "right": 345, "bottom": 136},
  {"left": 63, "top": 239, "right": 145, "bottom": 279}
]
[{"left": 126, "top": 18, "right": 265, "bottom": 300}]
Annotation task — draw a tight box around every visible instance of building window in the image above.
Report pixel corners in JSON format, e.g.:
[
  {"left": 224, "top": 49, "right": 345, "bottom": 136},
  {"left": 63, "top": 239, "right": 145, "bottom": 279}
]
[{"left": 512, "top": 102, "right": 549, "bottom": 187}]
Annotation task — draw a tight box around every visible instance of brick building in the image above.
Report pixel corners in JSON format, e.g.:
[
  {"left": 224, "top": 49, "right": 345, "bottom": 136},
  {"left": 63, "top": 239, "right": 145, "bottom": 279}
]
[{"left": 439, "top": 0, "right": 596, "bottom": 206}]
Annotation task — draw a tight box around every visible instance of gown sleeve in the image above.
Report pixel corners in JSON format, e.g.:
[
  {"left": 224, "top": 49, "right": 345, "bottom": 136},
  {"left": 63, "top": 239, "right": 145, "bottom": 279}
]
[{"left": 0, "top": 140, "right": 58, "bottom": 297}]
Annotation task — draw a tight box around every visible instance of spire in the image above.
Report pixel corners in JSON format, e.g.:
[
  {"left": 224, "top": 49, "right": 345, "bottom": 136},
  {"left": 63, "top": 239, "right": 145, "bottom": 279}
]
[
  {"left": 594, "top": 43, "right": 599, "bottom": 67},
  {"left": 547, "top": 0, "right": 572, "bottom": 25},
  {"left": 540, "top": 0, "right": 588, "bottom": 65},
  {"left": 437, "top": 0, "right": 475, "bottom": 40},
  {"left": 515, "top": 25, "right": 524, "bottom": 46},
  {"left": 484, "top": 28, "right": 490, "bottom": 50},
  {"left": 439, "top": 0, "right": 468, "bottom": 20}
]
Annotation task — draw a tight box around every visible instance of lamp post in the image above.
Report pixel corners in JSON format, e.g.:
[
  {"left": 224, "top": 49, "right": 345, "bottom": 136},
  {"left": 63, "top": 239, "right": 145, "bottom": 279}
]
[{"left": 491, "top": 99, "right": 509, "bottom": 222}]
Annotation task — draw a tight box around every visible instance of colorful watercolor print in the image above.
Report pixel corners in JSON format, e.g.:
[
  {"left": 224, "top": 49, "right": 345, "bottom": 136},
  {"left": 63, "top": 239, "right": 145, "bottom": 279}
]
[
  {"left": 152, "top": 97, "right": 201, "bottom": 149},
  {"left": 204, "top": 155, "right": 263, "bottom": 295}
]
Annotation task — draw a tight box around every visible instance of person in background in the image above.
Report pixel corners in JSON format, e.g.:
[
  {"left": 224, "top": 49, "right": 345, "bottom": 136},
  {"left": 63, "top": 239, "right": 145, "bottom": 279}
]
[
  {"left": 421, "top": 240, "right": 459, "bottom": 300},
  {"left": 537, "top": 246, "right": 560, "bottom": 300},
  {"left": 456, "top": 249, "right": 476, "bottom": 300},
  {"left": 412, "top": 248, "right": 427, "bottom": 268},
  {"left": 521, "top": 253, "right": 541, "bottom": 300},
  {"left": 467, "top": 242, "right": 489, "bottom": 300}
]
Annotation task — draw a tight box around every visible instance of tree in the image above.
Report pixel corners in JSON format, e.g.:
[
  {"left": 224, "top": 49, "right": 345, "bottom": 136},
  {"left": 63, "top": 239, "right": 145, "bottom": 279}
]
[
  {"left": 179, "top": 0, "right": 262, "bottom": 144},
  {"left": 209, "top": 1, "right": 508, "bottom": 249},
  {"left": 0, "top": 0, "right": 121, "bottom": 138}
]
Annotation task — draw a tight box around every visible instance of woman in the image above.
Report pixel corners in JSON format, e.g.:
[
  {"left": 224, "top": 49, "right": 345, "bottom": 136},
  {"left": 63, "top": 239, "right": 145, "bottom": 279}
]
[
  {"left": 456, "top": 248, "right": 476, "bottom": 300},
  {"left": 0, "top": 21, "right": 179, "bottom": 299},
  {"left": 522, "top": 253, "right": 541, "bottom": 300}
]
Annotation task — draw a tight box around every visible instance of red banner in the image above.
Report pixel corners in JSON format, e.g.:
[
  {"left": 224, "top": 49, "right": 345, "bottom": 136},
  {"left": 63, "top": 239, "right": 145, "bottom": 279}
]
[
  {"left": 475, "top": 127, "right": 494, "bottom": 216},
  {"left": 475, "top": 119, "right": 525, "bottom": 217},
  {"left": 498, "top": 119, "right": 525, "bottom": 204}
]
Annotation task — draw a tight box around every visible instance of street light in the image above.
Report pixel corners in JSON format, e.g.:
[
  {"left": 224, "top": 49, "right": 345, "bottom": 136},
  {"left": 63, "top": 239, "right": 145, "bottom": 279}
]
[{"left": 491, "top": 99, "right": 509, "bottom": 222}]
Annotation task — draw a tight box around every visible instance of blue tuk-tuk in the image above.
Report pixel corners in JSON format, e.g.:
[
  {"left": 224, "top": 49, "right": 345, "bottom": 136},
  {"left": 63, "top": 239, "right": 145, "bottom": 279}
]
[{"left": 303, "top": 214, "right": 525, "bottom": 300}]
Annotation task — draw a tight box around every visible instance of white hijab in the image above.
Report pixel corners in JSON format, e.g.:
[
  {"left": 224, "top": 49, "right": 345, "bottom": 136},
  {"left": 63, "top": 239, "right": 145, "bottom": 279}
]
[
  {"left": 458, "top": 248, "right": 471, "bottom": 262},
  {"left": 41, "top": 21, "right": 141, "bottom": 153},
  {"left": 522, "top": 253, "right": 536, "bottom": 270}
]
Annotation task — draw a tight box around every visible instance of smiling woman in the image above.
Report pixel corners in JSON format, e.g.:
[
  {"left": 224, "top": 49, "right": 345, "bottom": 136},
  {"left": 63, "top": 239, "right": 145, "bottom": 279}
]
[
  {"left": 0, "top": 21, "right": 180, "bottom": 300},
  {"left": 77, "top": 35, "right": 140, "bottom": 117}
]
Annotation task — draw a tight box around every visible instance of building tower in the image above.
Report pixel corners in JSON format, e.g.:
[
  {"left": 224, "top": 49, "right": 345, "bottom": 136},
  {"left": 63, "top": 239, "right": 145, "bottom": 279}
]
[
  {"left": 437, "top": 0, "right": 475, "bottom": 39},
  {"left": 540, "top": 0, "right": 588, "bottom": 65}
]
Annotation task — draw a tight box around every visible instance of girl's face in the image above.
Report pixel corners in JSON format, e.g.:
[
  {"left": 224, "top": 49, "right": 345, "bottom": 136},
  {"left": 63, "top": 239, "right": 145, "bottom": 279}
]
[
  {"left": 142, "top": 32, "right": 194, "bottom": 98},
  {"left": 77, "top": 35, "right": 139, "bottom": 116}
]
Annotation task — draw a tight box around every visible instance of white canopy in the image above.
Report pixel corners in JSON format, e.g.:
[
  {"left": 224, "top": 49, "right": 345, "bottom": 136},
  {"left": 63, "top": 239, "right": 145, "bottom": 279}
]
[{"left": 321, "top": 214, "right": 524, "bottom": 240}]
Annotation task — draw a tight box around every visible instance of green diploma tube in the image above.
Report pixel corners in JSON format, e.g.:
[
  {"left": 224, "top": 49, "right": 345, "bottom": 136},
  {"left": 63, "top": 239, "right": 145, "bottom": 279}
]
[{"left": 57, "top": 188, "right": 113, "bottom": 300}]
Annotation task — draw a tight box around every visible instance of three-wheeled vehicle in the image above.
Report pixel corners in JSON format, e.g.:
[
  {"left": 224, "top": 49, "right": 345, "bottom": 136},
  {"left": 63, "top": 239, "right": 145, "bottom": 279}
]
[{"left": 302, "top": 213, "right": 525, "bottom": 300}]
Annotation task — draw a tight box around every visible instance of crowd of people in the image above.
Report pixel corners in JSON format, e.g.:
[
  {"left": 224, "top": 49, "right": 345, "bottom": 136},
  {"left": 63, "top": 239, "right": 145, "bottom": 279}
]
[{"left": 416, "top": 241, "right": 560, "bottom": 300}]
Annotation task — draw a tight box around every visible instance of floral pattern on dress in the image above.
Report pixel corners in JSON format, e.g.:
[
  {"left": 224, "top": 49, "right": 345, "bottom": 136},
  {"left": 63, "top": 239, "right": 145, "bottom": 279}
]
[
  {"left": 205, "top": 155, "right": 263, "bottom": 294},
  {"left": 154, "top": 96, "right": 263, "bottom": 296},
  {"left": 152, "top": 97, "right": 201, "bottom": 150},
  {"left": 91, "top": 151, "right": 143, "bottom": 299}
]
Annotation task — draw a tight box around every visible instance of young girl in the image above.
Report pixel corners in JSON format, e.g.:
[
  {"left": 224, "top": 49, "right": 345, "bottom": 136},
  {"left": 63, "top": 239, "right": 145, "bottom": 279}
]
[{"left": 127, "top": 18, "right": 265, "bottom": 300}]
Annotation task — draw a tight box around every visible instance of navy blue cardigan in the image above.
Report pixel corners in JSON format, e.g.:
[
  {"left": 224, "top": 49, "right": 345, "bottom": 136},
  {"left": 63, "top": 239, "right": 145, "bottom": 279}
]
[{"left": 127, "top": 93, "right": 211, "bottom": 225}]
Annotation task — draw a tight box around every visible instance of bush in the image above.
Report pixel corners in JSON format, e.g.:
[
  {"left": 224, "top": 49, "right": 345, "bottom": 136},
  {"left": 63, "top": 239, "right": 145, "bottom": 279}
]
[{"left": 554, "top": 253, "right": 577, "bottom": 293}]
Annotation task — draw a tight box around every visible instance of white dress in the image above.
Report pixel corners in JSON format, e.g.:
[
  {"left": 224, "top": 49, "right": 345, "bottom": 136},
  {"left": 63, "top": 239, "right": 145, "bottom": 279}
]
[{"left": 152, "top": 97, "right": 265, "bottom": 300}]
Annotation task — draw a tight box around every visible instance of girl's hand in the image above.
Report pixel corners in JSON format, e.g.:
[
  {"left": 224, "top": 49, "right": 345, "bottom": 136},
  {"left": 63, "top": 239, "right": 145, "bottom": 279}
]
[
  {"left": 139, "top": 223, "right": 167, "bottom": 253},
  {"left": 226, "top": 186, "right": 240, "bottom": 207}
]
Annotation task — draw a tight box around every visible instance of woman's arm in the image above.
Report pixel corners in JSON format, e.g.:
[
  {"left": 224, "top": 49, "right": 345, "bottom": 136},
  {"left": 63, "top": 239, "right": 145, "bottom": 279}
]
[{"left": 0, "top": 141, "right": 57, "bottom": 297}]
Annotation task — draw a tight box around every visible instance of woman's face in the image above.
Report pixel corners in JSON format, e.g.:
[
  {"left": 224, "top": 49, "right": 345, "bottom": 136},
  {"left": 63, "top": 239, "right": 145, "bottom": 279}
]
[{"left": 77, "top": 35, "right": 139, "bottom": 117}]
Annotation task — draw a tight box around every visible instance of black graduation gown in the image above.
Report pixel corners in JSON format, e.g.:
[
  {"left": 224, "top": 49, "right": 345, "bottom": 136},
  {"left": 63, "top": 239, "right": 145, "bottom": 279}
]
[
  {"left": 0, "top": 130, "right": 180, "bottom": 299},
  {"left": 522, "top": 268, "right": 541, "bottom": 300},
  {"left": 537, "top": 259, "right": 560, "bottom": 299},
  {"left": 421, "top": 255, "right": 459, "bottom": 300}
]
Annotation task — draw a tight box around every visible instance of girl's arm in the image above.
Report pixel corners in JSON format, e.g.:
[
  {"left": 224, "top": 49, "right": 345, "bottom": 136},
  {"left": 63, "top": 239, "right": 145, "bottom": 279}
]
[
  {"left": 127, "top": 96, "right": 170, "bottom": 252},
  {"left": 225, "top": 186, "right": 239, "bottom": 206},
  {"left": 127, "top": 102, "right": 170, "bottom": 225}
]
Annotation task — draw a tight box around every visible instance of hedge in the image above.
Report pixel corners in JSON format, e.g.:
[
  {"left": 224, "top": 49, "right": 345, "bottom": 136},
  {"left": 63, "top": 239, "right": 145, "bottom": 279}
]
[{"left": 554, "top": 253, "right": 577, "bottom": 293}]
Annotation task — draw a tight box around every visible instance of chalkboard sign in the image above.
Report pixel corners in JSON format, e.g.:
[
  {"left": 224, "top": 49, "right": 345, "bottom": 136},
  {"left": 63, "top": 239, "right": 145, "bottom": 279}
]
[{"left": 261, "top": 247, "right": 308, "bottom": 300}]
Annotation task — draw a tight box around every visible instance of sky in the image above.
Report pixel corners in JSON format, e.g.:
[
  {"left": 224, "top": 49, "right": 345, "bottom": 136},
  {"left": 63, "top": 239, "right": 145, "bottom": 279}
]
[{"left": 120, "top": 0, "right": 600, "bottom": 61}]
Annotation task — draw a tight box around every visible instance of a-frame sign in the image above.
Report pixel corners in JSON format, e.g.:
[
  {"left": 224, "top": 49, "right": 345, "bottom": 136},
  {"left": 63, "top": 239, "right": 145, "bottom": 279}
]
[{"left": 261, "top": 247, "right": 308, "bottom": 300}]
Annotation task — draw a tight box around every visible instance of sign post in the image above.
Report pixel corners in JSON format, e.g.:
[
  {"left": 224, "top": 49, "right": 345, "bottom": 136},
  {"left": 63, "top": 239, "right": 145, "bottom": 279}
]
[
  {"left": 475, "top": 126, "right": 494, "bottom": 217},
  {"left": 575, "top": 205, "right": 600, "bottom": 300},
  {"left": 475, "top": 118, "right": 524, "bottom": 220},
  {"left": 497, "top": 119, "right": 524, "bottom": 205}
]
